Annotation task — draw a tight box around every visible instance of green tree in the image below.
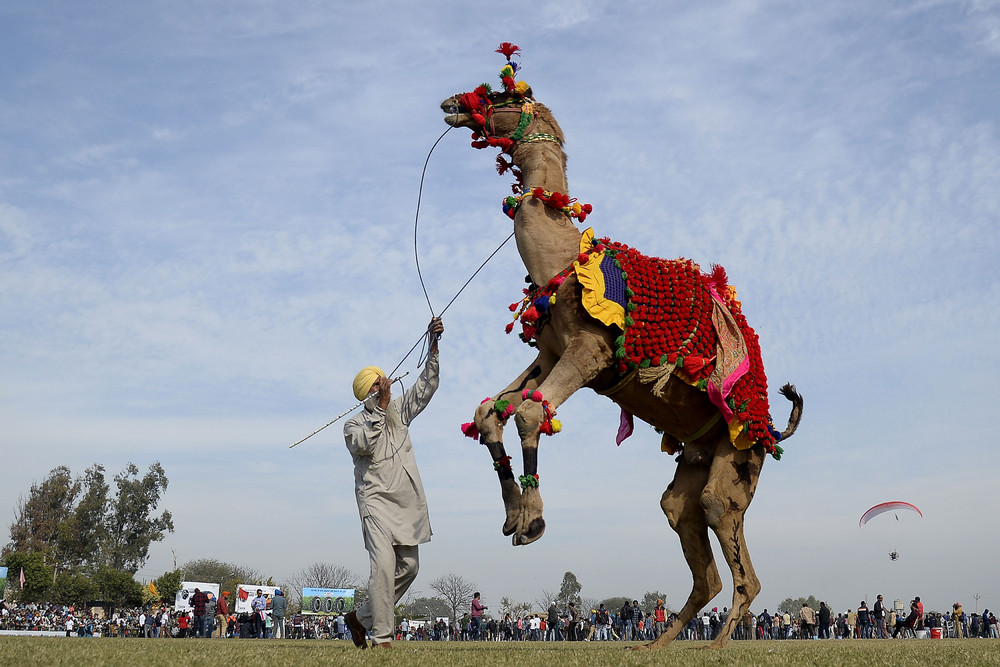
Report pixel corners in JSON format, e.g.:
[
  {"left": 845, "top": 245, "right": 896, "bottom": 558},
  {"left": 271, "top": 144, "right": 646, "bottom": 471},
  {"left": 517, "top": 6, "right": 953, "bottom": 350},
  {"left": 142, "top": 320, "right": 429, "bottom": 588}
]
[
  {"left": 557, "top": 571, "right": 583, "bottom": 608},
  {"left": 154, "top": 569, "right": 183, "bottom": 604},
  {"left": 104, "top": 462, "right": 174, "bottom": 574},
  {"left": 401, "top": 596, "right": 451, "bottom": 620},
  {"left": 51, "top": 572, "right": 99, "bottom": 607},
  {"left": 641, "top": 591, "right": 672, "bottom": 614},
  {"left": 2, "top": 551, "right": 54, "bottom": 602},
  {"left": 181, "top": 558, "right": 263, "bottom": 602},
  {"left": 93, "top": 567, "right": 143, "bottom": 607},
  {"left": 57, "top": 464, "right": 109, "bottom": 573},
  {"left": 6, "top": 466, "right": 81, "bottom": 574},
  {"left": 777, "top": 595, "right": 821, "bottom": 615},
  {"left": 599, "top": 596, "right": 632, "bottom": 615}
]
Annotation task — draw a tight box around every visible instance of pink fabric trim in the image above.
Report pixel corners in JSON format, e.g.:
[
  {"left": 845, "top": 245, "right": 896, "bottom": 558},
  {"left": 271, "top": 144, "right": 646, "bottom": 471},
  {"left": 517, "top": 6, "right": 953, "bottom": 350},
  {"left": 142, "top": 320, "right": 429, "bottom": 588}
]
[
  {"left": 706, "top": 355, "right": 750, "bottom": 423},
  {"left": 617, "top": 408, "right": 634, "bottom": 445}
]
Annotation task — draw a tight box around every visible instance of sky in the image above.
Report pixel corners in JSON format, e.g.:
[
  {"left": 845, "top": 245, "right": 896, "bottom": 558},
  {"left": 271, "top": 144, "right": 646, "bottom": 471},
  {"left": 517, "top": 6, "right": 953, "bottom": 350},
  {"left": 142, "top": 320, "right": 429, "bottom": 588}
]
[{"left": 2, "top": 0, "right": 999, "bottom": 619}]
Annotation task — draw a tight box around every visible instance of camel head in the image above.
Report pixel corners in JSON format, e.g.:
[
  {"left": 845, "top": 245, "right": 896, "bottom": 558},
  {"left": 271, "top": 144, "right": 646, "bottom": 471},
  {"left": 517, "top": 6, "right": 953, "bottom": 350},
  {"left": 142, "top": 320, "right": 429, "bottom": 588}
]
[{"left": 440, "top": 42, "right": 563, "bottom": 156}]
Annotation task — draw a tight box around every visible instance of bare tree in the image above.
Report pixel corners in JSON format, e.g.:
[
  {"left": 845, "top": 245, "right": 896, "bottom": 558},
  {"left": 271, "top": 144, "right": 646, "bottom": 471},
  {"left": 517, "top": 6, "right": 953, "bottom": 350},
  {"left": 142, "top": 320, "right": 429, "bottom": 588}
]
[
  {"left": 286, "top": 562, "right": 363, "bottom": 610},
  {"left": 534, "top": 588, "right": 559, "bottom": 614},
  {"left": 429, "top": 573, "right": 477, "bottom": 622},
  {"left": 500, "top": 596, "right": 533, "bottom": 621}
]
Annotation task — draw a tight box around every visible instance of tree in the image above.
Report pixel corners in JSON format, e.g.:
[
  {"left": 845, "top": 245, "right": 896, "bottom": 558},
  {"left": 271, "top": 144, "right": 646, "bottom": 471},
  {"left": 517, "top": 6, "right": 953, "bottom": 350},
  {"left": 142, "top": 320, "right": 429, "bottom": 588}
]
[
  {"left": 500, "top": 596, "right": 533, "bottom": 621},
  {"left": 57, "top": 465, "right": 109, "bottom": 573},
  {"left": 285, "top": 562, "right": 362, "bottom": 611},
  {"left": 778, "top": 595, "right": 822, "bottom": 615},
  {"left": 181, "top": 558, "right": 262, "bottom": 602},
  {"left": 2, "top": 551, "right": 54, "bottom": 602},
  {"left": 154, "top": 569, "right": 183, "bottom": 604},
  {"left": 104, "top": 463, "right": 174, "bottom": 574},
  {"left": 600, "top": 596, "right": 632, "bottom": 615},
  {"left": 5, "top": 462, "right": 173, "bottom": 576},
  {"left": 429, "top": 574, "right": 477, "bottom": 622},
  {"left": 6, "top": 466, "right": 80, "bottom": 574},
  {"left": 51, "top": 572, "right": 99, "bottom": 607},
  {"left": 557, "top": 571, "right": 583, "bottom": 608},
  {"left": 401, "top": 596, "right": 451, "bottom": 621},
  {"left": 641, "top": 591, "right": 672, "bottom": 614},
  {"left": 93, "top": 567, "right": 143, "bottom": 608},
  {"left": 535, "top": 588, "right": 559, "bottom": 614}
]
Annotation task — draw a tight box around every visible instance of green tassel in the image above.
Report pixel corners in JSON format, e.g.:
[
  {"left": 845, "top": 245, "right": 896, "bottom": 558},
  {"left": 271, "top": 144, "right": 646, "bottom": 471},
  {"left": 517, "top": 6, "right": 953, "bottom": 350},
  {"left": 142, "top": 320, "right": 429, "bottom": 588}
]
[
  {"left": 627, "top": 302, "right": 637, "bottom": 312},
  {"left": 677, "top": 356, "right": 684, "bottom": 368},
  {"left": 639, "top": 359, "right": 651, "bottom": 369},
  {"left": 773, "top": 445, "right": 784, "bottom": 460},
  {"left": 615, "top": 335, "right": 625, "bottom": 347},
  {"left": 625, "top": 287, "right": 634, "bottom": 297},
  {"left": 615, "top": 348, "right": 626, "bottom": 359},
  {"left": 625, "top": 316, "right": 634, "bottom": 327}
]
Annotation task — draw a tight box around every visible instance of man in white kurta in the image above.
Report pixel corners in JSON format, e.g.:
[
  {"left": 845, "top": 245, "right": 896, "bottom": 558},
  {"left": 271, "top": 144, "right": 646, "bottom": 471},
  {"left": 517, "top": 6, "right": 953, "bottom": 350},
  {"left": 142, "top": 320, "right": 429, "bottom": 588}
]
[{"left": 344, "top": 318, "right": 442, "bottom": 649}]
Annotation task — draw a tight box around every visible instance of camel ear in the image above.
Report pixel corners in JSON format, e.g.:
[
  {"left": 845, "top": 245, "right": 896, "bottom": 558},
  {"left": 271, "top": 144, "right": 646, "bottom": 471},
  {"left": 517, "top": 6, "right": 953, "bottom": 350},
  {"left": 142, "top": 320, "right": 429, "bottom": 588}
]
[{"left": 522, "top": 86, "right": 533, "bottom": 99}]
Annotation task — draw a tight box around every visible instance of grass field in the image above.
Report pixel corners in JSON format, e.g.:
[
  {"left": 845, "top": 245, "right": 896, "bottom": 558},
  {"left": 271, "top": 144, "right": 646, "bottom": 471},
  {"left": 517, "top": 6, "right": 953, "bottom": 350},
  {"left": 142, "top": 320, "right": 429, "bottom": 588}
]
[{"left": 5, "top": 637, "right": 998, "bottom": 666}]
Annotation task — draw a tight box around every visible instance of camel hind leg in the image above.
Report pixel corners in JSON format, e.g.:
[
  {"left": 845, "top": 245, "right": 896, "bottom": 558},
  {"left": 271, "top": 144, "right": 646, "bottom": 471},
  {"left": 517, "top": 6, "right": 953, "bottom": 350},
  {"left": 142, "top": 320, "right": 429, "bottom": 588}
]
[
  {"left": 639, "top": 457, "right": 722, "bottom": 649},
  {"left": 701, "top": 442, "right": 766, "bottom": 648}
]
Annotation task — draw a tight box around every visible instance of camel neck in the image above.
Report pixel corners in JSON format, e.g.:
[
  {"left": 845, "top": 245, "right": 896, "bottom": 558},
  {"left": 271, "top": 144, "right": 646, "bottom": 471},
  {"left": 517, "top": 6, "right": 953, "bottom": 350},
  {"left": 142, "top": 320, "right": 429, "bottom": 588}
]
[{"left": 510, "top": 141, "right": 583, "bottom": 285}]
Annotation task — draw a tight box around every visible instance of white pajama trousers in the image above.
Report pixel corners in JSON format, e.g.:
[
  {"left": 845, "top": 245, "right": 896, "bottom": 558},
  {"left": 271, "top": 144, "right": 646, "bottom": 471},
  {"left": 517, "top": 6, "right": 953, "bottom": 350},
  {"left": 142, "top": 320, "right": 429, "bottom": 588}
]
[{"left": 356, "top": 516, "right": 419, "bottom": 643}]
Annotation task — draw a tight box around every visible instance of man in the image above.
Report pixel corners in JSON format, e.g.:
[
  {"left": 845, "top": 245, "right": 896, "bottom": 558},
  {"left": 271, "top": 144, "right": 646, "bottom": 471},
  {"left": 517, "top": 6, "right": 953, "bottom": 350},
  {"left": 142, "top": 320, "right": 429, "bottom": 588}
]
[
  {"left": 654, "top": 599, "right": 666, "bottom": 638},
  {"left": 215, "top": 592, "right": 229, "bottom": 638},
  {"left": 471, "top": 592, "right": 486, "bottom": 640},
  {"left": 251, "top": 589, "right": 268, "bottom": 638},
  {"left": 799, "top": 602, "right": 816, "bottom": 639},
  {"left": 344, "top": 317, "right": 444, "bottom": 650},
  {"left": 547, "top": 601, "right": 560, "bottom": 641},
  {"left": 190, "top": 588, "right": 208, "bottom": 638},
  {"left": 271, "top": 589, "right": 287, "bottom": 639},
  {"left": 873, "top": 595, "right": 887, "bottom": 638},
  {"left": 857, "top": 600, "right": 872, "bottom": 638},
  {"left": 568, "top": 602, "right": 579, "bottom": 641},
  {"left": 205, "top": 593, "right": 217, "bottom": 638}
]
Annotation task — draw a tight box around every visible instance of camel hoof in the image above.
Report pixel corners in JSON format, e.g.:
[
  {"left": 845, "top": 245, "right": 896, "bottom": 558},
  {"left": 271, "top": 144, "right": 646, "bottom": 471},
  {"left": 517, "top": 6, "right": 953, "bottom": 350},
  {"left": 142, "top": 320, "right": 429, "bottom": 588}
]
[
  {"left": 502, "top": 520, "right": 517, "bottom": 536},
  {"left": 513, "top": 517, "right": 545, "bottom": 545}
]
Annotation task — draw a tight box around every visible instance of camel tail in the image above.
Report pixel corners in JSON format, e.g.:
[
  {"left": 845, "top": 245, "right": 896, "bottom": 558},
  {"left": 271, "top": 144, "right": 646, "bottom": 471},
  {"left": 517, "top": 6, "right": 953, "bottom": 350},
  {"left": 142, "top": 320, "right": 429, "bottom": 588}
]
[{"left": 777, "top": 383, "right": 803, "bottom": 440}]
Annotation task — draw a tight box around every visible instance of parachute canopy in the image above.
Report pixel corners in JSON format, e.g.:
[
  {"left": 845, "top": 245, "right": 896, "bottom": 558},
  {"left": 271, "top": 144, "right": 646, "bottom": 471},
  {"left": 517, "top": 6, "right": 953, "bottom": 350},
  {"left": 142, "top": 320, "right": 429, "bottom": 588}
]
[{"left": 859, "top": 501, "right": 922, "bottom": 527}]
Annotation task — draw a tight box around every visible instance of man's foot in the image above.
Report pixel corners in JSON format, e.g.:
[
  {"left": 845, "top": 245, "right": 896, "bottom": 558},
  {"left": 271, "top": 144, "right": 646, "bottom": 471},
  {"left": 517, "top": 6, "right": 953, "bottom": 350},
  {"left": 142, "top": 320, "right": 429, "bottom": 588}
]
[
  {"left": 346, "top": 611, "right": 367, "bottom": 650},
  {"left": 372, "top": 642, "right": 392, "bottom": 649}
]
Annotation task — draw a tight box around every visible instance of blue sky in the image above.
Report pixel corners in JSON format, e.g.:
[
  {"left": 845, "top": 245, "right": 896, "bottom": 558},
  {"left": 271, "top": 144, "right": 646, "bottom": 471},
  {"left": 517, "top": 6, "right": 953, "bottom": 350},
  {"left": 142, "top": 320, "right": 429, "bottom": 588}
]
[{"left": 2, "top": 1, "right": 999, "bottom": 617}]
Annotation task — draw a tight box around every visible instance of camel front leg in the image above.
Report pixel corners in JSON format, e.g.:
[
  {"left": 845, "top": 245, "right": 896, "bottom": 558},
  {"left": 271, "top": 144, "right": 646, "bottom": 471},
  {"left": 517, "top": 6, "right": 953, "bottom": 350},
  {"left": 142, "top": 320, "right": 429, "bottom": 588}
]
[
  {"left": 472, "top": 361, "right": 549, "bottom": 537},
  {"left": 511, "top": 334, "right": 612, "bottom": 545},
  {"left": 702, "top": 443, "right": 766, "bottom": 648},
  {"left": 637, "top": 459, "right": 721, "bottom": 649}
]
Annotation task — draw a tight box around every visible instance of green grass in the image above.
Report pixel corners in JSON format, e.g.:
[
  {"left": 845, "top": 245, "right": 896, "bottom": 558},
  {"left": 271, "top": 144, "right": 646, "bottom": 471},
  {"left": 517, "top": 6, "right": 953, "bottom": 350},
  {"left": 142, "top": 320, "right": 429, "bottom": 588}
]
[{"left": 4, "top": 637, "right": 999, "bottom": 666}]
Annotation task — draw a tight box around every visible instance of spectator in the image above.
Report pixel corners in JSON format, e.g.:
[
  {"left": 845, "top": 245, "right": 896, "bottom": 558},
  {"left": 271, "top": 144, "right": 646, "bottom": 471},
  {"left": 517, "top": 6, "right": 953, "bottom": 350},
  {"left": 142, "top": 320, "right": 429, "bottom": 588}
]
[
  {"left": 799, "top": 603, "right": 816, "bottom": 639},
  {"left": 251, "top": 589, "right": 268, "bottom": 638},
  {"left": 190, "top": 588, "right": 209, "bottom": 638},
  {"left": 271, "top": 590, "right": 287, "bottom": 639},
  {"left": 471, "top": 592, "right": 486, "bottom": 640},
  {"left": 215, "top": 592, "right": 230, "bottom": 639}
]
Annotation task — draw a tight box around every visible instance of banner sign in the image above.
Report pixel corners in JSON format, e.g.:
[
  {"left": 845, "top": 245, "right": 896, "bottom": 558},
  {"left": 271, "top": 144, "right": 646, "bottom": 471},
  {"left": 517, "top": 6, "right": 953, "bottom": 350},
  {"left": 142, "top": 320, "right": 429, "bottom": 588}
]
[
  {"left": 0, "top": 567, "right": 7, "bottom": 599},
  {"left": 234, "top": 584, "right": 280, "bottom": 615},
  {"left": 301, "top": 588, "right": 355, "bottom": 615},
  {"left": 174, "top": 581, "right": 221, "bottom": 613}
]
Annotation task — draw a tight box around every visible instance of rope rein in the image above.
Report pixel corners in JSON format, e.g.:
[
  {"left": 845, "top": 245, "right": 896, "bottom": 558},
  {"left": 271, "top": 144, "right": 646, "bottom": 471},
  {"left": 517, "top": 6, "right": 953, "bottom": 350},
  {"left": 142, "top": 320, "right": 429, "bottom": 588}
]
[{"left": 288, "top": 127, "right": 515, "bottom": 448}]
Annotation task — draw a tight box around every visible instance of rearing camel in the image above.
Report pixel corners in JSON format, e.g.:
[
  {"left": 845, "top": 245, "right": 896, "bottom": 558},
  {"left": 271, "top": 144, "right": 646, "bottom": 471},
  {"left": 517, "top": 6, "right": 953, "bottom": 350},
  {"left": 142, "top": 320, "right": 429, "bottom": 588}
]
[{"left": 441, "top": 44, "right": 802, "bottom": 648}]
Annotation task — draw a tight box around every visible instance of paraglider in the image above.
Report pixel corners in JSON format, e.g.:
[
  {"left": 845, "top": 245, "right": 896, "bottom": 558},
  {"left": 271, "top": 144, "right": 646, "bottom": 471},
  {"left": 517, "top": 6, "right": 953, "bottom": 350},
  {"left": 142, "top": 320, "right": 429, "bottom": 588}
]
[
  {"left": 859, "top": 501, "right": 922, "bottom": 527},
  {"left": 860, "top": 501, "right": 922, "bottom": 561}
]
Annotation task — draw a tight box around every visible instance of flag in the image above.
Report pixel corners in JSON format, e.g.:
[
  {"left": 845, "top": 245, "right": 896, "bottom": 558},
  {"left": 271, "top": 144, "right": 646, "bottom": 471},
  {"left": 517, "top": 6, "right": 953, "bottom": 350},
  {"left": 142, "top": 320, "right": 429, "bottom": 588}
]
[
  {"left": 19, "top": 567, "right": 25, "bottom": 588},
  {"left": 149, "top": 581, "right": 159, "bottom": 597}
]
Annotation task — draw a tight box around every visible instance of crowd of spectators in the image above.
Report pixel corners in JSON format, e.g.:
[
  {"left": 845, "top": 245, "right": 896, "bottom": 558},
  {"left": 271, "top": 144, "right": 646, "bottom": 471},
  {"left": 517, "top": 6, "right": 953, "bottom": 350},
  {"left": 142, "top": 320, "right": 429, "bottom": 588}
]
[{"left": 2, "top": 596, "right": 998, "bottom": 642}]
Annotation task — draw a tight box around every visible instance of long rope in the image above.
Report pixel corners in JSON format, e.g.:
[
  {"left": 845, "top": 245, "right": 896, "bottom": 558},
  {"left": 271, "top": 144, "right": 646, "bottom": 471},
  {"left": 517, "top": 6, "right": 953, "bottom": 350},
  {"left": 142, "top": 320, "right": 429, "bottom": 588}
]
[
  {"left": 289, "top": 128, "right": 515, "bottom": 448},
  {"left": 414, "top": 126, "right": 453, "bottom": 316}
]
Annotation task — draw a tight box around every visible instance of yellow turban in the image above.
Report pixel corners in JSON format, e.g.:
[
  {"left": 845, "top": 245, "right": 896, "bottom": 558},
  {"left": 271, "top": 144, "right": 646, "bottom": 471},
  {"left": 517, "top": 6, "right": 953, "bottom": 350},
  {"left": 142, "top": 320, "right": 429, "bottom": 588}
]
[{"left": 352, "top": 366, "right": 385, "bottom": 401}]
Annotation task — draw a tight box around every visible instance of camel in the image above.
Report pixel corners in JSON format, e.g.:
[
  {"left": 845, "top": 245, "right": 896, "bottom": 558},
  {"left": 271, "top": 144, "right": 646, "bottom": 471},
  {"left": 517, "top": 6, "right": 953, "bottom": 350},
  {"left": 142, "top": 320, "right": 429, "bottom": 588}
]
[{"left": 440, "top": 44, "right": 802, "bottom": 649}]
